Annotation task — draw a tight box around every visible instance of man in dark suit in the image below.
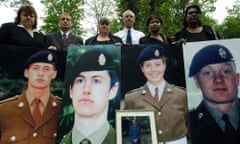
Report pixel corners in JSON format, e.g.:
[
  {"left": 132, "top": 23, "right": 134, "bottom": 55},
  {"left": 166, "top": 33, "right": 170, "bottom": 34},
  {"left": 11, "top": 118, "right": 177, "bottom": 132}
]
[
  {"left": 188, "top": 44, "right": 240, "bottom": 144},
  {"left": 0, "top": 50, "right": 61, "bottom": 143},
  {"left": 47, "top": 12, "right": 83, "bottom": 51},
  {"left": 129, "top": 120, "right": 141, "bottom": 144}
]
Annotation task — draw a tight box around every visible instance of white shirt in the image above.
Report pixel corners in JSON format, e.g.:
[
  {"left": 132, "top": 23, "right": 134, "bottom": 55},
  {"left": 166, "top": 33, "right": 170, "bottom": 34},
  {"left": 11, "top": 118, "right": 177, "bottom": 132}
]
[
  {"left": 60, "top": 30, "right": 70, "bottom": 39},
  {"left": 114, "top": 28, "right": 145, "bottom": 44},
  {"left": 147, "top": 80, "right": 165, "bottom": 101}
]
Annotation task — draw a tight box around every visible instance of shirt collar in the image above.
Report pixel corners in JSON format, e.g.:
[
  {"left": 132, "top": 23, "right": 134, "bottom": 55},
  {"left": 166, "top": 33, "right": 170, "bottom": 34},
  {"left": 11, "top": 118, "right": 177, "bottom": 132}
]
[
  {"left": 147, "top": 80, "right": 165, "bottom": 98},
  {"left": 26, "top": 91, "right": 49, "bottom": 107},
  {"left": 205, "top": 99, "right": 240, "bottom": 130},
  {"left": 124, "top": 27, "right": 134, "bottom": 31},
  {"left": 60, "top": 30, "right": 70, "bottom": 36},
  {"left": 72, "top": 121, "right": 110, "bottom": 144},
  {"left": 17, "top": 24, "right": 39, "bottom": 33}
]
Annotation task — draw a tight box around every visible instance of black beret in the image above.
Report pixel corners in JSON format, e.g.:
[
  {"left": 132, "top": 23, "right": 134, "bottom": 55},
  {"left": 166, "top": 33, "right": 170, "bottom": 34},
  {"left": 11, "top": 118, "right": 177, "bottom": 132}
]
[
  {"left": 24, "top": 50, "right": 57, "bottom": 69},
  {"left": 137, "top": 45, "right": 166, "bottom": 65},
  {"left": 67, "top": 49, "right": 115, "bottom": 85},
  {"left": 189, "top": 44, "right": 234, "bottom": 77}
]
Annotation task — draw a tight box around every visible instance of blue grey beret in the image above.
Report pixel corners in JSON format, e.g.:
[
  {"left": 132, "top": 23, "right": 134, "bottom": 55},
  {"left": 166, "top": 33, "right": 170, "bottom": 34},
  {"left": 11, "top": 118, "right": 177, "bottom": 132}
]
[
  {"left": 24, "top": 50, "right": 57, "bottom": 69},
  {"left": 137, "top": 45, "right": 166, "bottom": 65},
  {"left": 189, "top": 44, "right": 234, "bottom": 77}
]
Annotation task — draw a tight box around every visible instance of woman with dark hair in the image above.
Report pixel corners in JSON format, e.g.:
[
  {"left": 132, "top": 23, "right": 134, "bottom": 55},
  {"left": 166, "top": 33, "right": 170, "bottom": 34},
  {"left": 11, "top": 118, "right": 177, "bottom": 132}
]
[
  {"left": 0, "top": 4, "right": 49, "bottom": 48},
  {"left": 139, "top": 13, "right": 169, "bottom": 45},
  {"left": 174, "top": 5, "right": 219, "bottom": 43}
]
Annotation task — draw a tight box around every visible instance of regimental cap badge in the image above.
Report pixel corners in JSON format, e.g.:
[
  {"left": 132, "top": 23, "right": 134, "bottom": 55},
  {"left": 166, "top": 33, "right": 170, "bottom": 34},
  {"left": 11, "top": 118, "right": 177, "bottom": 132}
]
[
  {"left": 98, "top": 53, "right": 106, "bottom": 66},
  {"left": 154, "top": 49, "right": 160, "bottom": 57},
  {"left": 218, "top": 47, "right": 227, "bottom": 59},
  {"left": 48, "top": 53, "right": 53, "bottom": 62},
  {"left": 198, "top": 112, "right": 203, "bottom": 120}
]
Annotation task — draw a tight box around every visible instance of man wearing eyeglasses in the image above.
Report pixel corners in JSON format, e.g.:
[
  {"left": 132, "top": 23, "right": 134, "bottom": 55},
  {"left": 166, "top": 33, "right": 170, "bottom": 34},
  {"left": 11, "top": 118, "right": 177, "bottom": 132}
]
[{"left": 189, "top": 44, "right": 240, "bottom": 144}]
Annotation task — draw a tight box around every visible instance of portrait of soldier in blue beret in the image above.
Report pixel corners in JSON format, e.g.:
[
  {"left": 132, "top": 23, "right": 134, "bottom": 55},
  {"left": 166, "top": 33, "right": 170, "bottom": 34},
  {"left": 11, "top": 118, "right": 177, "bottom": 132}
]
[
  {"left": 184, "top": 40, "right": 240, "bottom": 144},
  {"left": 0, "top": 50, "right": 61, "bottom": 143},
  {"left": 123, "top": 45, "right": 188, "bottom": 143}
]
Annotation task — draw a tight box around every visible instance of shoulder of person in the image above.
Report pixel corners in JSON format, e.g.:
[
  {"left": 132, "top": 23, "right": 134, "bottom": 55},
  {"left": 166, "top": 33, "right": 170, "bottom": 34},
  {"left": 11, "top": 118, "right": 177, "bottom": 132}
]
[
  {"left": 0, "top": 22, "right": 16, "bottom": 28},
  {"left": 111, "top": 35, "right": 122, "bottom": 40},
  {"left": 166, "top": 83, "right": 186, "bottom": 93},
  {"left": 85, "top": 35, "right": 96, "bottom": 45},
  {"left": 59, "top": 130, "right": 72, "bottom": 144},
  {"left": 51, "top": 94, "right": 62, "bottom": 102},
  {"left": 47, "top": 31, "right": 58, "bottom": 36},
  {"left": 125, "top": 87, "right": 144, "bottom": 95},
  {"left": 134, "top": 29, "right": 145, "bottom": 36},
  {"left": 202, "top": 25, "right": 219, "bottom": 39},
  {"left": 139, "top": 36, "right": 148, "bottom": 43},
  {"left": 114, "top": 29, "right": 124, "bottom": 35},
  {"left": 0, "top": 95, "right": 19, "bottom": 104},
  {"left": 174, "top": 28, "right": 187, "bottom": 40}
]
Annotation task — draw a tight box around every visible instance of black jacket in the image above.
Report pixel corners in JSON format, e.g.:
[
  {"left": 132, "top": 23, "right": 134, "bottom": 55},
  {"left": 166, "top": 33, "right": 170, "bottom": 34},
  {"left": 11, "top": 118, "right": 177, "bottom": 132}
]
[
  {"left": 85, "top": 34, "right": 123, "bottom": 45},
  {"left": 189, "top": 102, "right": 240, "bottom": 144},
  {"left": 0, "top": 23, "right": 49, "bottom": 48},
  {"left": 174, "top": 25, "right": 220, "bottom": 42}
]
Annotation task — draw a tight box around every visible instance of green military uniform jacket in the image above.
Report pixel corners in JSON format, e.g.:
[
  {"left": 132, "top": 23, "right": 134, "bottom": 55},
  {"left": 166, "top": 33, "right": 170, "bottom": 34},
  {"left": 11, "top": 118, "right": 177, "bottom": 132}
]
[
  {"left": 124, "top": 82, "right": 188, "bottom": 142},
  {"left": 59, "top": 124, "right": 116, "bottom": 144},
  {"left": 0, "top": 91, "right": 61, "bottom": 144}
]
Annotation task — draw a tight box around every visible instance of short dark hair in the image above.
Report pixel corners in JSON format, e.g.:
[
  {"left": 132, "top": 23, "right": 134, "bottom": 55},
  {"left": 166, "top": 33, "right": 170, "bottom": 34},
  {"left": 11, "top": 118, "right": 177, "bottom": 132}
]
[
  {"left": 146, "top": 13, "right": 163, "bottom": 26},
  {"left": 15, "top": 4, "right": 38, "bottom": 29},
  {"left": 183, "top": 5, "right": 202, "bottom": 28}
]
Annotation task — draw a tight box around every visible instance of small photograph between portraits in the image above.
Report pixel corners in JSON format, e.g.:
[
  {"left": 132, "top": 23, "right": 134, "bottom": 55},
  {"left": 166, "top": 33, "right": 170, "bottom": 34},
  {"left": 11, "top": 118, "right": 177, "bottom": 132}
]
[
  {"left": 116, "top": 110, "right": 157, "bottom": 144},
  {"left": 57, "top": 45, "right": 121, "bottom": 144}
]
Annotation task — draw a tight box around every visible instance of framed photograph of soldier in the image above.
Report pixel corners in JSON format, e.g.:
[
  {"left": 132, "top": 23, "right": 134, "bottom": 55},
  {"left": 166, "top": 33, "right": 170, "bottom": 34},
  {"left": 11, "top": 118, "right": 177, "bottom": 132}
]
[
  {"left": 57, "top": 45, "right": 121, "bottom": 144},
  {"left": 116, "top": 110, "right": 158, "bottom": 144},
  {"left": 183, "top": 39, "right": 240, "bottom": 110}
]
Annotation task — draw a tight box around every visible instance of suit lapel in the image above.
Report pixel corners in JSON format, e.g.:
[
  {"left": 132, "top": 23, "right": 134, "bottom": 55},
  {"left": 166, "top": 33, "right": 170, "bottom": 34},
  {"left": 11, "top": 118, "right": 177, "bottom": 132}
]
[
  {"left": 142, "top": 84, "right": 160, "bottom": 109},
  {"left": 158, "top": 82, "right": 172, "bottom": 108},
  {"left": 56, "top": 31, "right": 65, "bottom": 45}
]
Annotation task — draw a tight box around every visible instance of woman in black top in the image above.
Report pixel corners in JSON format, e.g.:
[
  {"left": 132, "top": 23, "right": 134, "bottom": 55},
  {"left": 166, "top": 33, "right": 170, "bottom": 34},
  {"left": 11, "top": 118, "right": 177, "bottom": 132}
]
[
  {"left": 139, "top": 13, "right": 169, "bottom": 46},
  {"left": 0, "top": 4, "right": 49, "bottom": 49},
  {"left": 85, "top": 17, "right": 123, "bottom": 45},
  {"left": 174, "top": 5, "right": 219, "bottom": 43}
]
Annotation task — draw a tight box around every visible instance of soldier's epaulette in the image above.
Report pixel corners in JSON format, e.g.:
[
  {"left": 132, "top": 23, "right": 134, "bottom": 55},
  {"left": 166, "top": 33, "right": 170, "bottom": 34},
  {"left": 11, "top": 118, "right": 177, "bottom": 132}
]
[
  {"left": 55, "top": 95, "right": 62, "bottom": 101},
  {"left": 0, "top": 95, "right": 19, "bottom": 104},
  {"left": 176, "top": 85, "right": 186, "bottom": 90},
  {"left": 170, "top": 84, "right": 185, "bottom": 90},
  {"left": 125, "top": 87, "right": 143, "bottom": 94}
]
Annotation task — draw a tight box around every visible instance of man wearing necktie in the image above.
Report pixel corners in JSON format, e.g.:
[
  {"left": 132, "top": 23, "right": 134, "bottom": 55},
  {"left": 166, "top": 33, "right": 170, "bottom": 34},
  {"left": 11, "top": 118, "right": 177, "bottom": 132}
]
[
  {"left": 114, "top": 10, "right": 145, "bottom": 45},
  {"left": 126, "top": 29, "right": 132, "bottom": 44},
  {"left": 47, "top": 12, "right": 83, "bottom": 51},
  {"left": 59, "top": 49, "right": 119, "bottom": 144},
  {"left": 124, "top": 45, "right": 188, "bottom": 143},
  {"left": 188, "top": 44, "right": 240, "bottom": 144},
  {"left": 0, "top": 50, "right": 61, "bottom": 144}
]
